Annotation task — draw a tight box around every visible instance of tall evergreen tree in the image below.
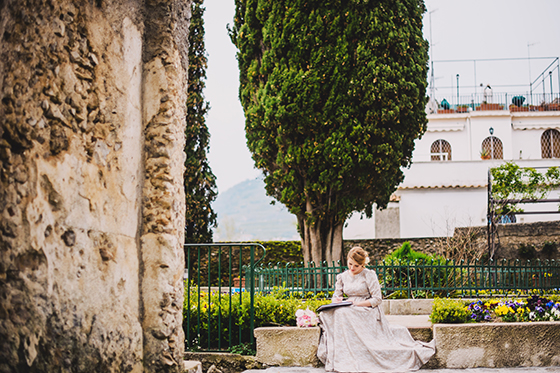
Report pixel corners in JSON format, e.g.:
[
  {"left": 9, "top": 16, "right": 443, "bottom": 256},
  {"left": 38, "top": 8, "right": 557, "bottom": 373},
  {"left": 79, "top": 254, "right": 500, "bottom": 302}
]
[
  {"left": 230, "top": 0, "right": 429, "bottom": 264},
  {"left": 184, "top": 0, "right": 217, "bottom": 243}
]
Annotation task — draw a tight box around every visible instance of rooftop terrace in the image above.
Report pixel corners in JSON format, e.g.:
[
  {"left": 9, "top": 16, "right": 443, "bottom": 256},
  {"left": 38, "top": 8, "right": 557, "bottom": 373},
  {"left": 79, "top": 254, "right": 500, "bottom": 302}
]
[{"left": 429, "top": 92, "right": 560, "bottom": 114}]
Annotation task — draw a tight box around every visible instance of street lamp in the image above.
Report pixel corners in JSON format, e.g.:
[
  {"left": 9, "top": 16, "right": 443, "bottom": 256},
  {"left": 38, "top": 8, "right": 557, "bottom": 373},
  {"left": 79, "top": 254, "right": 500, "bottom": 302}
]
[{"left": 456, "top": 74, "right": 460, "bottom": 104}]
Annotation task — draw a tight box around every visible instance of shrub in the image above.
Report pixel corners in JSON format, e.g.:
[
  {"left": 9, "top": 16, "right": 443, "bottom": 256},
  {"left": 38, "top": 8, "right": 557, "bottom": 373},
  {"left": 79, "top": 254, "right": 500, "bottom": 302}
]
[
  {"left": 429, "top": 298, "right": 470, "bottom": 324},
  {"left": 183, "top": 285, "right": 329, "bottom": 351},
  {"left": 384, "top": 241, "right": 432, "bottom": 263},
  {"left": 381, "top": 242, "right": 457, "bottom": 297}
]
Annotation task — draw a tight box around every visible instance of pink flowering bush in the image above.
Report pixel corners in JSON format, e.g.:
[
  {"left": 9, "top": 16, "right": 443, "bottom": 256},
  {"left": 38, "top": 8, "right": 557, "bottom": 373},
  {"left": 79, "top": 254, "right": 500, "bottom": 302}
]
[{"left": 295, "top": 307, "right": 319, "bottom": 327}]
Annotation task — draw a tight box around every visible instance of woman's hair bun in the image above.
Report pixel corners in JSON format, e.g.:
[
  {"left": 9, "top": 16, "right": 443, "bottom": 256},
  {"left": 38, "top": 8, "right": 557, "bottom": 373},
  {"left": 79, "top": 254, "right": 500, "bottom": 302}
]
[{"left": 348, "top": 246, "right": 369, "bottom": 266}]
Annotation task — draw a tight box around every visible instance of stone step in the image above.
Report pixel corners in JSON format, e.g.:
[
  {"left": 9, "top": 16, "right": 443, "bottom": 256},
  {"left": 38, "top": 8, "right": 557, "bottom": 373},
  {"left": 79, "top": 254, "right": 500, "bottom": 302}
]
[
  {"left": 385, "top": 314, "right": 432, "bottom": 328},
  {"left": 385, "top": 314, "right": 433, "bottom": 342}
]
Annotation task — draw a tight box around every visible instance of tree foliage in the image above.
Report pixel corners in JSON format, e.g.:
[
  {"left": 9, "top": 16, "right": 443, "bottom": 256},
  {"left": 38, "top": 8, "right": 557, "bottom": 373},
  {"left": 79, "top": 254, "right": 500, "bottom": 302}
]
[
  {"left": 184, "top": 0, "right": 217, "bottom": 243},
  {"left": 491, "top": 162, "right": 560, "bottom": 216},
  {"left": 230, "top": 0, "right": 429, "bottom": 265}
]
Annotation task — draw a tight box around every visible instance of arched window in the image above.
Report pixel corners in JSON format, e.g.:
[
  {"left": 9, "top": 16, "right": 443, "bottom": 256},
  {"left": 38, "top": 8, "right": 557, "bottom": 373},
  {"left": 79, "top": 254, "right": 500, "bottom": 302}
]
[
  {"left": 481, "top": 136, "right": 503, "bottom": 159},
  {"left": 541, "top": 129, "right": 560, "bottom": 158},
  {"left": 430, "top": 139, "right": 452, "bottom": 161}
]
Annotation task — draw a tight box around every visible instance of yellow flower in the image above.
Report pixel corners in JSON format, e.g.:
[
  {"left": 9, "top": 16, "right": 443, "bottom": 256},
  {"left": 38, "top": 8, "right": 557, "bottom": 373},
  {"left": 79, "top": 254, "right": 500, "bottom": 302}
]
[{"left": 495, "top": 304, "right": 508, "bottom": 316}]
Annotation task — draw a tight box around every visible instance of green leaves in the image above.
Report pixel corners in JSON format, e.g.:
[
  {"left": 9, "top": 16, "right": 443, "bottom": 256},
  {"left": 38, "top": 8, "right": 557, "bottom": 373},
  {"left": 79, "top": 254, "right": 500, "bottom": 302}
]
[
  {"left": 232, "top": 0, "right": 428, "bottom": 260},
  {"left": 491, "top": 162, "right": 560, "bottom": 215}
]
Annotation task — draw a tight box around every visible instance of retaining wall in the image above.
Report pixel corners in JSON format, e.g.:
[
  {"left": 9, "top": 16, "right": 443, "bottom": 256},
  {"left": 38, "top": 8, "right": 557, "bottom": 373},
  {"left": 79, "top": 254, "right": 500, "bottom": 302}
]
[{"left": 254, "top": 322, "right": 560, "bottom": 369}]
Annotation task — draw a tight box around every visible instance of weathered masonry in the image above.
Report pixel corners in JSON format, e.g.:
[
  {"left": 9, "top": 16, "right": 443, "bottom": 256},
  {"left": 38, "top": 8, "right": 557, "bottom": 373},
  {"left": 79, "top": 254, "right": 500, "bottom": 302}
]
[{"left": 0, "top": 0, "right": 191, "bottom": 372}]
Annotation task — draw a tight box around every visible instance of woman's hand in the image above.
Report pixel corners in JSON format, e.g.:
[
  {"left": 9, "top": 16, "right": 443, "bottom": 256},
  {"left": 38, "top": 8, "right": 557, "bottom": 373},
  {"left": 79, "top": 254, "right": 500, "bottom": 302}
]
[{"left": 332, "top": 296, "right": 343, "bottom": 303}]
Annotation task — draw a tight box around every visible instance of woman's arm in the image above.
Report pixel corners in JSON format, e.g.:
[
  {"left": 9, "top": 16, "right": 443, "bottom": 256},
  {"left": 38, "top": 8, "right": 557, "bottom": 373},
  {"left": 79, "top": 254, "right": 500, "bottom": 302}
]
[{"left": 332, "top": 273, "right": 344, "bottom": 303}]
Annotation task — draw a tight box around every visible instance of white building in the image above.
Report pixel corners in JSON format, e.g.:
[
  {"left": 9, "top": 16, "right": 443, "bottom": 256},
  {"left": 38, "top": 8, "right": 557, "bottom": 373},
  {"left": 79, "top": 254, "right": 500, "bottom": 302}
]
[{"left": 390, "top": 101, "right": 560, "bottom": 238}]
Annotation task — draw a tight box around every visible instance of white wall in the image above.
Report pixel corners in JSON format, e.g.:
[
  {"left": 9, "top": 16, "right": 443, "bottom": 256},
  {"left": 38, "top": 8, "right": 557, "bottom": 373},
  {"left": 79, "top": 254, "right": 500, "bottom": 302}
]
[
  {"left": 399, "top": 157, "right": 560, "bottom": 238},
  {"left": 398, "top": 187, "right": 487, "bottom": 237}
]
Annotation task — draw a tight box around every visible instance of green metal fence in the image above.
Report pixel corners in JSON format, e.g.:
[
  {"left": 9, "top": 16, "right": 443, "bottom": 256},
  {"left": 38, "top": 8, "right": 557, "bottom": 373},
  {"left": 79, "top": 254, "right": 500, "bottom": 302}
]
[
  {"left": 253, "top": 259, "right": 560, "bottom": 298},
  {"left": 183, "top": 243, "right": 266, "bottom": 352},
  {"left": 183, "top": 244, "right": 559, "bottom": 352}
]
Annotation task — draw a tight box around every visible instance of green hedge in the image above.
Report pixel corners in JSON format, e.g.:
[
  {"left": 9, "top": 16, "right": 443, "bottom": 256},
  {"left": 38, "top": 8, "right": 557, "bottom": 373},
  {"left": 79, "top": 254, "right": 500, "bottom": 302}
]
[
  {"left": 183, "top": 286, "right": 329, "bottom": 351},
  {"left": 251, "top": 240, "right": 303, "bottom": 265}
]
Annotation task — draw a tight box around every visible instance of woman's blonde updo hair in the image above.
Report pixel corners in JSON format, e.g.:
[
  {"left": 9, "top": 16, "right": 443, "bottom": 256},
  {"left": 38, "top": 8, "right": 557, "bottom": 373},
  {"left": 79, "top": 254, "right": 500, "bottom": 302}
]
[{"left": 347, "top": 246, "right": 370, "bottom": 266}]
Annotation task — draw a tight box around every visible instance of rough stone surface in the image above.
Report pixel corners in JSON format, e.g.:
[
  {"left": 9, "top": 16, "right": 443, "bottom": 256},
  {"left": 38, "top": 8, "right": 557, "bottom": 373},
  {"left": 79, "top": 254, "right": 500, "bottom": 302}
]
[
  {"left": 183, "top": 360, "right": 203, "bottom": 373},
  {"left": 427, "top": 322, "right": 560, "bottom": 369},
  {"left": 140, "top": 0, "right": 190, "bottom": 371},
  {"left": 254, "top": 327, "right": 322, "bottom": 367},
  {"left": 184, "top": 353, "right": 263, "bottom": 373},
  {"left": 458, "top": 221, "right": 560, "bottom": 260},
  {"left": 0, "top": 0, "right": 190, "bottom": 372}
]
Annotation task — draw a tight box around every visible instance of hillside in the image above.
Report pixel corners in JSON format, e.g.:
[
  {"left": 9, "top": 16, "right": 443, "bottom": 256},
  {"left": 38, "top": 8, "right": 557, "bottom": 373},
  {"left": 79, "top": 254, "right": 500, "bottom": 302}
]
[{"left": 212, "top": 178, "right": 299, "bottom": 241}]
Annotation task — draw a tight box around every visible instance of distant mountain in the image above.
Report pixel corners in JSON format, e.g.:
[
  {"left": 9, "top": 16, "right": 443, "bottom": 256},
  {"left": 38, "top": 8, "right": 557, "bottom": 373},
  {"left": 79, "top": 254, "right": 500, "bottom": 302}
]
[{"left": 212, "top": 178, "right": 299, "bottom": 241}]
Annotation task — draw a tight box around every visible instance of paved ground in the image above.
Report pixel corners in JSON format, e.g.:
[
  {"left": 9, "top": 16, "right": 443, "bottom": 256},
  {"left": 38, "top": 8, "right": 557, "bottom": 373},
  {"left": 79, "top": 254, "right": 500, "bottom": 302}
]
[{"left": 242, "top": 367, "right": 560, "bottom": 373}]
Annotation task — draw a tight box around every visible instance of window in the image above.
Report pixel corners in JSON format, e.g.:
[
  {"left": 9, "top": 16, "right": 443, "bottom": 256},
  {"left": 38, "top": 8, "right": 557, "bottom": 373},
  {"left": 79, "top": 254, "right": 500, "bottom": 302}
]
[
  {"left": 430, "top": 139, "right": 452, "bottom": 161},
  {"left": 481, "top": 136, "right": 503, "bottom": 159},
  {"left": 541, "top": 129, "right": 560, "bottom": 158}
]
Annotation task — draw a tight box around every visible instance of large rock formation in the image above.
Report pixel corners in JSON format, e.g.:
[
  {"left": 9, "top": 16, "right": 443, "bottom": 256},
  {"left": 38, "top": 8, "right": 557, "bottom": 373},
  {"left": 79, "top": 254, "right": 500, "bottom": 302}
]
[{"left": 0, "top": 0, "right": 190, "bottom": 372}]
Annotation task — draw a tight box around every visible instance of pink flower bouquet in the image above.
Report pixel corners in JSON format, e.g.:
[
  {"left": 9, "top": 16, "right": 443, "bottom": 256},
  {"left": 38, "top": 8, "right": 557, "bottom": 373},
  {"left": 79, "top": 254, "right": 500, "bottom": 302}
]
[{"left": 295, "top": 307, "right": 319, "bottom": 327}]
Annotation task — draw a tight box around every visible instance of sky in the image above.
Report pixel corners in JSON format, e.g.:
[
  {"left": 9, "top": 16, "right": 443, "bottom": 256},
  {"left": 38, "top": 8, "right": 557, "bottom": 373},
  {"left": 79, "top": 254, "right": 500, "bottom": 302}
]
[{"left": 203, "top": 0, "right": 560, "bottom": 194}]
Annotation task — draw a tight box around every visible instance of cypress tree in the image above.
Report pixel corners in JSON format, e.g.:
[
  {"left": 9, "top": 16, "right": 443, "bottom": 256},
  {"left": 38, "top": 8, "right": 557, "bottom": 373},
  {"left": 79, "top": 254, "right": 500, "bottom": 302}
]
[
  {"left": 230, "top": 0, "right": 429, "bottom": 264},
  {"left": 184, "top": 0, "right": 217, "bottom": 243}
]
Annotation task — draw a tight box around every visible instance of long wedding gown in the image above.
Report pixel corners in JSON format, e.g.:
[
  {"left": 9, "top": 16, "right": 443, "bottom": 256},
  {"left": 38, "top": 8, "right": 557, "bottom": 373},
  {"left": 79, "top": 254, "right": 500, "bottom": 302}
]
[{"left": 317, "top": 268, "right": 435, "bottom": 372}]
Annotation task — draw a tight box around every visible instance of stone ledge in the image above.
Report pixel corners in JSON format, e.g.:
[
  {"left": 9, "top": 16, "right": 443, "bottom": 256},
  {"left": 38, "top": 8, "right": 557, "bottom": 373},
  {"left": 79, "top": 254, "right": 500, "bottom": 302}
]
[
  {"left": 184, "top": 352, "right": 262, "bottom": 373},
  {"left": 254, "top": 327, "right": 321, "bottom": 367},
  {"left": 382, "top": 299, "right": 434, "bottom": 315},
  {"left": 255, "top": 322, "right": 560, "bottom": 369},
  {"left": 382, "top": 298, "right": 477, "bottom": 315},
  {"left": 426, "top": 321, "right": 560, "bottom": 369}
]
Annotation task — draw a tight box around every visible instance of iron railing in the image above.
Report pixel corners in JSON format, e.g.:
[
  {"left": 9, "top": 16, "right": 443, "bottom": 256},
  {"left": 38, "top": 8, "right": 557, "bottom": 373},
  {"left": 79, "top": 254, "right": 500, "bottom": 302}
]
[
  {"left": 183, "top": 243, "right": 266, "bottom": 352},
  {"left": 433, "top": 92, "right": 560, "bottom": 113},
  {"left": 253, "top": 259, "right": 560, "bottom": 298},
  {"left": 184, "top": 243, "right": 559, "bottom": 352}
]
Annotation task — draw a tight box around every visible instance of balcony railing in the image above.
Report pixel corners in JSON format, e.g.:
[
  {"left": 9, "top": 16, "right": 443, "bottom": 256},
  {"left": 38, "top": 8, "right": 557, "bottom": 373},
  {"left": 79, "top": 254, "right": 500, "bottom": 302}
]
[{"left": 432, "top": 92, "right": 560, "bottom": 114}]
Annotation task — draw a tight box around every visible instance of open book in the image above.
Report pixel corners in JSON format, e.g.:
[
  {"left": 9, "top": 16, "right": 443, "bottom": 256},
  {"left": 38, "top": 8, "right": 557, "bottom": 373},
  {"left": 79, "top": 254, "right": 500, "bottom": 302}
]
[{"left": 316, "top": 301, "right": 353, "bottom": 312}]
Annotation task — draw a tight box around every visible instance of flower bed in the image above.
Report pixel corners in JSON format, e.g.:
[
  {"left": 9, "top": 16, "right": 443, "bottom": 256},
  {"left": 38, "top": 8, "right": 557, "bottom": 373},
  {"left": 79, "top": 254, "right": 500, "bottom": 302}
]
[{"left": 430, "top": 295, "right": 560, "bottom": 324}]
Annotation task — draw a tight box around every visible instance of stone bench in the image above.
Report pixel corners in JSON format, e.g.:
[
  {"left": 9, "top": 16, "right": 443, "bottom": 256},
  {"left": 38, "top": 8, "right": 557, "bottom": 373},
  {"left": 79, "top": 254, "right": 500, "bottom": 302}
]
[
  {"left": 254, "top": 321, "right": 560, "bottom": 369},
  {"left": 426, "top": 321, "right": 560, "bottom": 369}
]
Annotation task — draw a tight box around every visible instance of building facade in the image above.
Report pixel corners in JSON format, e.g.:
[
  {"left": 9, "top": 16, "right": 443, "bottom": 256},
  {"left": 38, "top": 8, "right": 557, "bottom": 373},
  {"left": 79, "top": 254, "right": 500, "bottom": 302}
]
[{"left": 388, "top": 100, "right": 560, "bottom": 238}]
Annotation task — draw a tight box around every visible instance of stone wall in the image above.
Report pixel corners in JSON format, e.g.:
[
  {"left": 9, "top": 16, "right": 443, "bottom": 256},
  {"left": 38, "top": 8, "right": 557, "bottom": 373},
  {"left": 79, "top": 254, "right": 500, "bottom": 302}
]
[
  {"left": 344, "top": 237, "right": 442, "bottom": 261},
  {"left": 0, "top": 1, "right": 189, "bottom": 372},
  {"left": 346, "top": 221, "right": 560, "bottom": 261},
  {"left": 470, "top": 221, "right": 560, "bottom": 260}
]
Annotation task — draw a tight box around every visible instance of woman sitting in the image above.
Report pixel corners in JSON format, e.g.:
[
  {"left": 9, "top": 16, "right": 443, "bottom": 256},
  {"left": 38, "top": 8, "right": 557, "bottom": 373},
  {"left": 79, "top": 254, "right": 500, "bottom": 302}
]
[{"left": 317, "top": 247, "right": 435, "bottom": 372}]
